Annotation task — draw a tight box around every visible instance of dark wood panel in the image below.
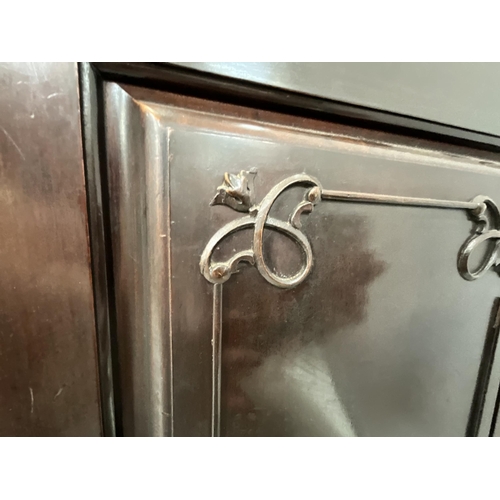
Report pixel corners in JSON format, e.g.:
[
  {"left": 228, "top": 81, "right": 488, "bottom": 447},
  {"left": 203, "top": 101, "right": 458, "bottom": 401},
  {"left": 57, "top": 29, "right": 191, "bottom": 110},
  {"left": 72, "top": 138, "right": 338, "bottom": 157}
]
[
  {"left": 94, "top": 63, "right": 500, "bottom": 153},
  {"left": 173, "top": 63, "right": 500, "bottom": 138},
  {"left": 0, "top": 62, "right": 101, "bottom": 436},
  {"left": 105, "top": 82, "right": 500, "bottom": 436}
]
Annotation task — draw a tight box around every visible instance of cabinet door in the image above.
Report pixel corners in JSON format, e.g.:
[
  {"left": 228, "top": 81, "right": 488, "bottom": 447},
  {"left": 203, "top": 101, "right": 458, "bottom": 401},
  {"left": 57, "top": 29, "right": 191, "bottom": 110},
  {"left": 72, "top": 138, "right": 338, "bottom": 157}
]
[{"left": 105, "top": 82, "right": 500, "bottom": 437}]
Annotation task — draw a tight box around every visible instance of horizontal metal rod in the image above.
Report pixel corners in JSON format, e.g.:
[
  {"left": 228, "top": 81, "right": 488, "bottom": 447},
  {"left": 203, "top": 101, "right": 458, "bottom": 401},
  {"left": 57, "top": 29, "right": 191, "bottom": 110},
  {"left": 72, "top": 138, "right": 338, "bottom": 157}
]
[{"left": 321, "top": 190, "right": 479, "bottom": 210}]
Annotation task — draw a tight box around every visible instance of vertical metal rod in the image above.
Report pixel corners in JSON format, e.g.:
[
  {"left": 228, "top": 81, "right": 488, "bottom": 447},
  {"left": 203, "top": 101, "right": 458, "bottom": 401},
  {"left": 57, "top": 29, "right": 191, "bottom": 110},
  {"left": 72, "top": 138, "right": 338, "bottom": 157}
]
[
  {"left": 466, "top": 298, "right": 500, "bottom": 436},
  {"left": 211, "top": 283, "right": 223, "bottom": 437}
]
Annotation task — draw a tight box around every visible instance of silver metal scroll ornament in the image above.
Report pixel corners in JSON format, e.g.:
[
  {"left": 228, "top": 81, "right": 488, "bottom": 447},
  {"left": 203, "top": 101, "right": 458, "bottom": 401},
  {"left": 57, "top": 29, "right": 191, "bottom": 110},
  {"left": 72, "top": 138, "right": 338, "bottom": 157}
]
[
  {"left": 458, "top": 195, "right": 500, "bottom": 280},
  {"left": 200, "top": 171, "right": 322, "bottom": 289},
  {"left": 201, "top": 171, "right": 500, "bottom": 287}
]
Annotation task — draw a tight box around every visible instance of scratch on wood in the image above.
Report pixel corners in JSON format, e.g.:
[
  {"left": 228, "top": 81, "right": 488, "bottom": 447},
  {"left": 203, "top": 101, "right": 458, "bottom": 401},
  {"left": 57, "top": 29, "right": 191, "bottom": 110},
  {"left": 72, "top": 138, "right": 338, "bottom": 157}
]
[
  {"left": 1, "top": 126, "right": 26, "bottom": 160},
  {"left": 29, "top": 387, "right": 34, "bottom": 414}
]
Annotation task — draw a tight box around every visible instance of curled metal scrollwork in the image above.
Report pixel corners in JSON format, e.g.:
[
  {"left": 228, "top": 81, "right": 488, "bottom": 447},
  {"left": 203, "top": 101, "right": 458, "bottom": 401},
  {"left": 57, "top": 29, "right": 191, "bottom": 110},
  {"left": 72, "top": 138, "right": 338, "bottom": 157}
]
[
  {"left": 458, "top": 195, "right": 500, "bottom": 281},
  {"left": 201, "top": 170, "right": 500, "bottom": 288},
  {"left": 200, "top": 172, "right": 322, "bottom": 289}
]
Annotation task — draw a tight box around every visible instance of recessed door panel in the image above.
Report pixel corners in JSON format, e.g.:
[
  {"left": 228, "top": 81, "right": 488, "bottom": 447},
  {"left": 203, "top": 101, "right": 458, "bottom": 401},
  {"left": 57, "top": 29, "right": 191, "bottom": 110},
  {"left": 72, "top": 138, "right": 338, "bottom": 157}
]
[{"left": 105, "top": 82, "right": 500, "bottom": 436}]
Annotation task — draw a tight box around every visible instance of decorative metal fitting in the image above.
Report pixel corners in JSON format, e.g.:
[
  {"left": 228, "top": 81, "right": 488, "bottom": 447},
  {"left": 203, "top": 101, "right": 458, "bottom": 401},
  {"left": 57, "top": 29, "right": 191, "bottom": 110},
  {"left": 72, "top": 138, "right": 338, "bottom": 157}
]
[{"left": 201, "top": 170, "right": 500, "bottom": 288}]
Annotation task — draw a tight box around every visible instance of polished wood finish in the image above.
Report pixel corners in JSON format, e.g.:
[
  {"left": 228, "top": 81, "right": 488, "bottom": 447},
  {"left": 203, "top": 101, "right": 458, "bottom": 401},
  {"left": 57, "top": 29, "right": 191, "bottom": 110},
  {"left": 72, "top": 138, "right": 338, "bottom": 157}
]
[
  {"left": 79, "top": 63, "right": 116, "bottom": 436},
  {"left": 105, "top": 82, "right": 500, "bottom": 436},
  {"left": 3, "top": 62, "right": 498, "bottom": 436},
  {"left": 95, "top": 63, "right": 500, "bottom": 151},
  {"left": 173, "top": 63, "right": 500, "bottom": 137},
  {"left": 0, "top": 63, "right": 101, "bottom": 436}
]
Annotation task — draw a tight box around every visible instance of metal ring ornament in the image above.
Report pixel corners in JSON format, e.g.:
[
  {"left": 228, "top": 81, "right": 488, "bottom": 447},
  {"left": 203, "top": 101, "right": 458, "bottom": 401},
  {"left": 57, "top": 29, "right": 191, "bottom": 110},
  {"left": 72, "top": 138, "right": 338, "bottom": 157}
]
[{"left": 458, "top": 196, "right": 500, "bottom": 281}]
